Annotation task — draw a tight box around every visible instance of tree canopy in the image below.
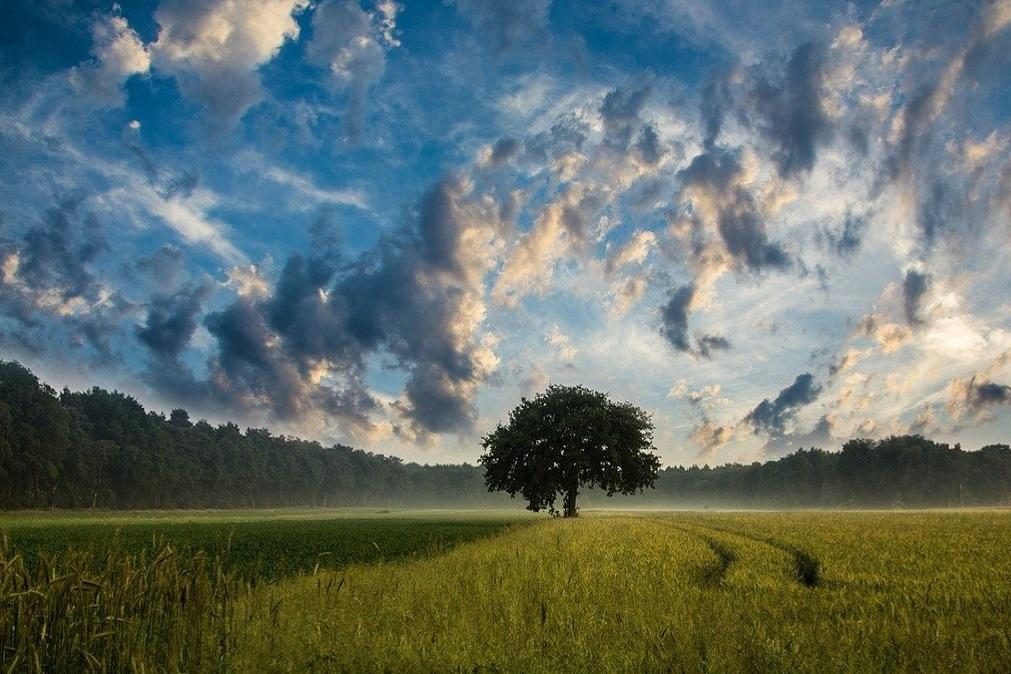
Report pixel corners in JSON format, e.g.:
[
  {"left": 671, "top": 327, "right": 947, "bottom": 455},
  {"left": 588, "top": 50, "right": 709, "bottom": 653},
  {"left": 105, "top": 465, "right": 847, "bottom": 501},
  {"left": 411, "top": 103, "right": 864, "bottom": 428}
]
[{"left": 479, "top": 385, "right": 662, "bottom": 517}]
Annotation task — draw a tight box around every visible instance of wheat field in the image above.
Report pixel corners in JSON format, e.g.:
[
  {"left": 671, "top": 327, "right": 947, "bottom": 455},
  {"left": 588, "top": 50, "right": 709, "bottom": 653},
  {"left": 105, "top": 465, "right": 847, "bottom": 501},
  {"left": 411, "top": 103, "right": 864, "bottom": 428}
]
[{"left": 3, "top": 511, "right": 1011, "bottom": 672}]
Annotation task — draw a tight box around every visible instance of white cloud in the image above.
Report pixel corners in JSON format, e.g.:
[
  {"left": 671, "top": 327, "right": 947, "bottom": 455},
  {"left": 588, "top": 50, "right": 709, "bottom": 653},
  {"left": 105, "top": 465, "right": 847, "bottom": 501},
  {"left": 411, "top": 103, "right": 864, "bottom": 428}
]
[
  {"left": 151, "top": 0, "right": 309, "bottom": 130},
  {"left": 70, "top": 14, "right": 151, "bottom": 106},
  {"left": 545, "top": 325, "right": 577, "bottom": 362}
]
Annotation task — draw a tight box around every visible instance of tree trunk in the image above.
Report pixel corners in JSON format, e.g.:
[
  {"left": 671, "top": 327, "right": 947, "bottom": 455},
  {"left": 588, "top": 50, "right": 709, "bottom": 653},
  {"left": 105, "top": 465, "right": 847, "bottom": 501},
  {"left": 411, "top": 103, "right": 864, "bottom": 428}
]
[{"left": 563, "top": 478, "right": 579, "bottom": 518}]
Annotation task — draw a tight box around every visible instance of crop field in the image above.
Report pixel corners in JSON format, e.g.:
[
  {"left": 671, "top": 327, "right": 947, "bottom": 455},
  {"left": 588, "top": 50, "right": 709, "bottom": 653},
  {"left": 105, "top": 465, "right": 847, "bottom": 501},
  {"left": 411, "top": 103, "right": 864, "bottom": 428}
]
[
  {"left": 2, "top": 510, "right": 1011, "bottom": 673},
  {"left": 0, "top": 509, "right": 524, "bottom": 578}
]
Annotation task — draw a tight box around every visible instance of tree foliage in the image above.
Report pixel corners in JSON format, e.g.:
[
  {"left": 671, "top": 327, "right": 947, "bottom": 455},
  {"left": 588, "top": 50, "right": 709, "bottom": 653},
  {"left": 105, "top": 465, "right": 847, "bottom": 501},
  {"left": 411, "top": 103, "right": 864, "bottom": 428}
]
[{"left": 479, "top": 385, "right": 661, "bottom": 516}]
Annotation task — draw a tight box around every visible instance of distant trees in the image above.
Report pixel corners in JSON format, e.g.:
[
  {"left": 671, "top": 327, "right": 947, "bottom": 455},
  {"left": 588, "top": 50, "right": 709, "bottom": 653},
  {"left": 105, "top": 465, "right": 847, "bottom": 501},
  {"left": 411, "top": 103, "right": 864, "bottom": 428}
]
[
  {"left": 0, "top": 360, "right": 502, "bottom": 510},
  {"left": 637, "top": 438, "right": 1011, "bottom": 509},
  {"left": 480, "top": 385, "right": 661, "bottom": 517},
  {"left": 0, "top": 359, "right": 1009, "bottom": 511}
]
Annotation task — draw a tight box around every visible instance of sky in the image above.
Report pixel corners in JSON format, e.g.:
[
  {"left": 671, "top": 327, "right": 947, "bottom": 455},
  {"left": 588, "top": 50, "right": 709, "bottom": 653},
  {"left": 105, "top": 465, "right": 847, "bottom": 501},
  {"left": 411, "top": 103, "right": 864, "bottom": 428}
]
[{"left": 1, "top": 0, "right": 1009, "bottom": 467}]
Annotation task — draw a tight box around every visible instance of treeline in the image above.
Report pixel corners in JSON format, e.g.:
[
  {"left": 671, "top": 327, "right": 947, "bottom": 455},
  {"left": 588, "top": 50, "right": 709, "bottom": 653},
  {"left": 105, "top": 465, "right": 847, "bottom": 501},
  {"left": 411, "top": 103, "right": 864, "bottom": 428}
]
[
  {"left": 1, "top": 359, "right": 1009, "bottom": 510},
  {"left": 621, "top": 438, "right": 1011, "bottom": 509},
  {"left": 0, "top": 360, "right": 504, "bottom": 509}
]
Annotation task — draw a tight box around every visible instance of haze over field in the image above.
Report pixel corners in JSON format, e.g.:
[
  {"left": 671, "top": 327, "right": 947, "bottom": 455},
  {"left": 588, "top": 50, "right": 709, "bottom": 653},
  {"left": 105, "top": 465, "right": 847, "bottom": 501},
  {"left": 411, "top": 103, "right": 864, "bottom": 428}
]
[{"left": 1, "top": 0, "right": 1010, "bottom": 467}]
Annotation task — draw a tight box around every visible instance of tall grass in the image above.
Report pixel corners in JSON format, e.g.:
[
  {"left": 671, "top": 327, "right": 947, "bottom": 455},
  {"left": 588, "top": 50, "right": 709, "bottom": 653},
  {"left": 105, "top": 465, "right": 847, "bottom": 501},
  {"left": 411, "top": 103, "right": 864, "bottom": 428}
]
[{"left": 0, "top": 538, "right": 242, "bottom": 673}]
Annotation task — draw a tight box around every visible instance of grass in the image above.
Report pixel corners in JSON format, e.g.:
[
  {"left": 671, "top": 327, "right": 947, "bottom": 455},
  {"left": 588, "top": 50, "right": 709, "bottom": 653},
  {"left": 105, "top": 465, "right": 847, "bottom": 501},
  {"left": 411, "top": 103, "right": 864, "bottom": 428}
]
[
  {"left": 0, "top": 509, "right": 528, "bottom": 579},
  {"left": 3, "top": 510, "right": 1011, "bottom": 672}
]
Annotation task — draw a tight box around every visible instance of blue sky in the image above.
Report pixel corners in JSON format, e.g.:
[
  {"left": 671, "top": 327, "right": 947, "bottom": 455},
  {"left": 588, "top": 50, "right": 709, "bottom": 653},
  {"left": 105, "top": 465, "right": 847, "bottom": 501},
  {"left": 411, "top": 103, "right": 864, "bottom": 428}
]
[{"left": 1, "top": 0, "right": 1009, "bottom": 465}]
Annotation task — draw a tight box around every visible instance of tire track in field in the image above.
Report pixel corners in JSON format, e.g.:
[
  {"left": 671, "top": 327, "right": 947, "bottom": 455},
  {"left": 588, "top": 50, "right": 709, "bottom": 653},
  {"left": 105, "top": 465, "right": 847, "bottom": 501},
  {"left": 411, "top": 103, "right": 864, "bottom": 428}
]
[
  {"left": 666, "top": 524, "right": 738, "bottom": 586},
  {"left": 675, "top": 522, "right": 821, "bottom": 588}
]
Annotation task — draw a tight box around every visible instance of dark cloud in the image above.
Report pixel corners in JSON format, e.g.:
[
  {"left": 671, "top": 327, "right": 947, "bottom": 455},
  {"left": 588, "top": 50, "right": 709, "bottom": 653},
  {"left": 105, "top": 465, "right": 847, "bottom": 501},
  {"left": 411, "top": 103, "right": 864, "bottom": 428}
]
[
  {"left": 825, "top": 211, "right": 868, "bottom": 257},
  {"left": 744, "top": 373, "right": 821, "bottom": 436},
  {"left": 0, "top": 198, "right": 131, "bottom": 359},
  {"left": 659, "top": 284, "right": 730, "bottom": 359},
  {"left": 976, "top": 382, "right": 1011, "bottom": 404},
  {"left": 305, "top": 0, "right": 398, "bottom": 141},
  {"left": 948, "top": 374, "right": 1011, "bottom": 426},
  {"left": 18, "top": 197, "right": 105, "bottom": 302},
  {"left": 902, "top": 270, "right": 930, "bottom": 326},
  {"left": 749, "top": 41, "right": 831, "bottom": 178},
  {"left": 698, "top": 42, "right": 831, "bottom": 176},
  {"left": 696, "top": 333, "right": 730, "bottom": 358},
  {"left": 488, "top": 137, "right": 521, "bottom": 166},
  {"left": 205, "top": 298, "right": 308, "bottom": 419},
  {"left": 0, "top": 198, "right": 136, "bottom": 361},
  {"left": 152, "top": 176, "right": 496, "bottom": 438},
  {"left": 659, "top": 284, "right": 694, "bottom": 353},
  {"left": 600, "top": 85, "right": 651, "bottom": 151},
  {"left": 700, "top": 73, "right": 732, "bottom": 149},
  {"left": 761, "top": 414, "right": 834, "bottom": 455},
  {"left": 678, "top": 149, "right": 790, "bottom": 271},
  {"left": 136, "top": 282, "right": 211, "bottom": 358},
  {"left": 128, "top": 142, "right": 159, "bottom": 185},
  {"left": 634, "top": 123, "right": 664, "bottom": 165}
]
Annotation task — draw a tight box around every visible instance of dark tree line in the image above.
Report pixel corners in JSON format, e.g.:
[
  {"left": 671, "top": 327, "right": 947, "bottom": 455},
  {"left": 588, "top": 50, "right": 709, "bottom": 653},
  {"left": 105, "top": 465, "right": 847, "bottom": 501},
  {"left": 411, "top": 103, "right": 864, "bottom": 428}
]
[
  {"left": 599, "top": 438, "right": 1011, "bottom": 509},
  {"left": 0, "top": 360, "right": 503, "bottom": 509},
  {"left": 1, "top": 359, "right": 1009, "bottom": 510}
]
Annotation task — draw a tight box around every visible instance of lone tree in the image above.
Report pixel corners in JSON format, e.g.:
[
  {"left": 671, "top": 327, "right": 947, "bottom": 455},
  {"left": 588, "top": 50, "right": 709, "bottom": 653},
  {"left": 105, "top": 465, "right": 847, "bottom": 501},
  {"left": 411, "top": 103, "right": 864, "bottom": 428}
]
[{"left": 479, "top": 385, "right": 661, "bottom": 517}]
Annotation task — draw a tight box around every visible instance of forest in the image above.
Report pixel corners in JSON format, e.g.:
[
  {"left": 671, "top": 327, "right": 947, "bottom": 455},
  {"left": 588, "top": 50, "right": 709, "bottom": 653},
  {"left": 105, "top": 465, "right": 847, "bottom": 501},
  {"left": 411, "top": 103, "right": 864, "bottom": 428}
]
[{"left": 1, "top": 359, "right": 1009, "bottom": 510}]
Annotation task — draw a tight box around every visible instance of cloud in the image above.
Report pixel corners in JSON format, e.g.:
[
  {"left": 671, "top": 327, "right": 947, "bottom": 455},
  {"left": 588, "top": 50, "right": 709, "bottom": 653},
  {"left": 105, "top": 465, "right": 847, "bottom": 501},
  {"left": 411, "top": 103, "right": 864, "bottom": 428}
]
[
  {"left": 607, "top": 276, "right": 646, "bottom": 318},
  {"left": 761, "top": 414, "right": 834, "bottom": 455},
  {"left": 658, "top": 283, "right": 730, "bottom": 359},
  {"left": 829, "top": 347, "right": 868, "bottom": 377},
  {"left": 518, "top": 361, "right": 549, "bottom": 396},
  {"left": 452, "top": 0, "right": 552, "bottom": 56},
  {"left": 600, "top": 86, "right": 652, "bottom": 152},
  {"left": 659, "top": 284, "right": 694, "bottom": 353},
  {"left": 0, "top": 198, "right": 132, "bottom": 358},
  {"left": 481, "top": 136, "right": 521, "bottom": 167},
  {"left": 748, "top": 41, "right": 832, "bottom": 178},
  {"left": 947, "top": 375, "right": 1011, "bottom": 424},
  {"left": 856, "top": 314, "right": 912, "bottom": 354},
  {"left": 824, "top": 211, "right": 868, "bottom": 257},
  {"left": 606, "top": 229, "right": 656, "bottom": 273},
  {"left": 696, "top": 333, "right": 730, "bottom": 359},
  {"left": 493, "top": 184, "right": 606, "bottom": 306},
  {"left": 744, "top": 373, "right": 821, "bottom": 436},
  {"left": 545, "top": 325, "right": 577, "bottom": 362},
  {"left": 226, "top": 264, "right": 271, "bottom": 299},
  {"left": 306, "top": 0, "right": 401, "bottom": 140},
  {"left": 70, "top": 14, "right": 151, "bottom": 106},
  {"left": 149, "top": 174, "right": 503, "bottom": 440},
  {"left": 136, "top": 282, "right": 212, "bottom": 358},
  {"left": 902, "top": 269, "right": 930, "bottom": 326},
  {"left": 690, "top": 420, "right": 736, "bottom": 461},
  {"left": 884, "top": 1, "right": 1011, "bottom": 250},
  {"left": 1, "top": 198, "right": 106, "bottom": 324},
  {"left": 134, "top": 245, "right": 186, "bottom": 288},
  {"left": 674, "top": 148, "right": 790, "bottom": 273},
  {"left": 152, "top": 0, "right": 309, "bottom": 131},
  {"left": 237, "top": 151, "right": 370, "bottom": 210},
  {"left": 119, "top": 184, "right": 247, "bottom": 265}
]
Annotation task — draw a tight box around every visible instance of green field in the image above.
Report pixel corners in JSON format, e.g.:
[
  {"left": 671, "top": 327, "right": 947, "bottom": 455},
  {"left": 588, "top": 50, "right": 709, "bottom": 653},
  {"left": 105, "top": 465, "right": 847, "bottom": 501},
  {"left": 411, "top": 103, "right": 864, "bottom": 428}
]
[
  {"left": 0, "top": 509, "right": 527, "bottom": 578},
  {"left": 3, "top": 510, "right": 1011, "bottom": 672}
]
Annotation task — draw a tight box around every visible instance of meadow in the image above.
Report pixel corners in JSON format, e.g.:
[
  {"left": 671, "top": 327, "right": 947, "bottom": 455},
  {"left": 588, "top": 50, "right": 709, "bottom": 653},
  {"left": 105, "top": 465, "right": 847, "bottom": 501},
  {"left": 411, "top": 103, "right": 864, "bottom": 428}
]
[{"left": 2, "top": 510, "right": 1010, "bottom": 672}]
